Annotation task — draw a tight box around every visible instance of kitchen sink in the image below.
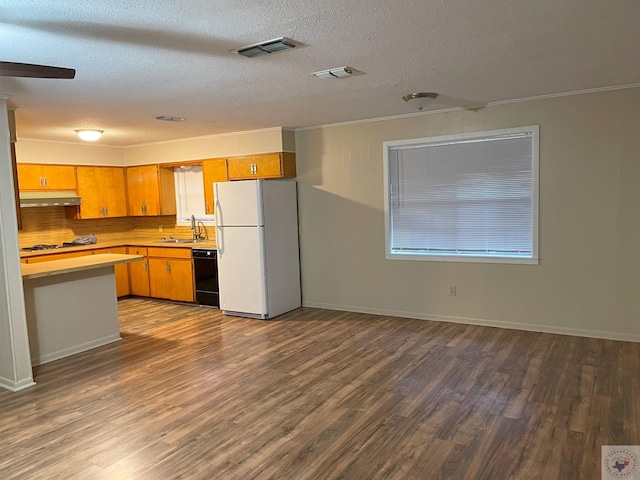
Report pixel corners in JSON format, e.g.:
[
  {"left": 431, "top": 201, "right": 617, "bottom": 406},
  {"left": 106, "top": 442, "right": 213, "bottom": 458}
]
[{"left": 155, "top": 238, "right": 207, "bottom": 244}]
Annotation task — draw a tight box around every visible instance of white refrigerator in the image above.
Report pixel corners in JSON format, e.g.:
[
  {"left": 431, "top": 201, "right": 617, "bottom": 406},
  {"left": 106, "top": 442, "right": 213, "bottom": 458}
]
[{"left": 214, "top": 179, "right": 301, "bottom": 319}]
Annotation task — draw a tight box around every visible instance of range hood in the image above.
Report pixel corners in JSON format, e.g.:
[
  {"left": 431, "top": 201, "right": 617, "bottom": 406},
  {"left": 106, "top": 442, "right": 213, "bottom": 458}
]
[{"left": 19, "top": 191, "right": 81, "bottom": 208}]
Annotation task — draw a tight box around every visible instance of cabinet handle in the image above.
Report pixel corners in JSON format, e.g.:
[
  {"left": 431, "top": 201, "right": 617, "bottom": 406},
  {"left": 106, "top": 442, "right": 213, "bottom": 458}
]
[
  {"left": 39, "top": 176, "right": 44, "bottom": 186},
  {"left": 136, "top": 249, "right": 140, "bottom": 255},
  {"left": 166, "top": 262, "right": 171, "bottom": 273},
  {"left": 144, "top": 261, "right": 148, "bottom": 272},
  {"left": 206, "top": 202, "right": 210, "bottom": 213},
  {"left": 141, "top": 204, "right": 146, "bottom": 215},
  {"left": 105, "top": 207, "right": 108, "bottom": 216},
  {"left": 44, "top": 176, "right": 48, "bottom": 187},
  {"left": 101, "top": 207, "right": 106, "bottom": 216}
]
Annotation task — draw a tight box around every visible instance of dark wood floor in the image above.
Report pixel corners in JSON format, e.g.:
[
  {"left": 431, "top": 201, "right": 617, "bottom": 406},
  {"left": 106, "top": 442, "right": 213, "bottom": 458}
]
[{"left": 0, "top": 299, "right": 638, "bottom": 479}]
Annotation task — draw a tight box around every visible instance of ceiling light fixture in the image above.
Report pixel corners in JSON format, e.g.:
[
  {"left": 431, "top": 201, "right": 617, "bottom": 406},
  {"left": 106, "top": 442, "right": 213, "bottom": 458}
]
[
  {"left": 312, "top": 66, "right": 353, "bottom": 79},
  {"left": 403, "top": 92, "right": 438, "bottom": 111},
  {"left": 75, "top": 129, "right": 103, "bottom": 141},
  {"left": 236, "top": 37, "right": 297, "bottom": 58}
]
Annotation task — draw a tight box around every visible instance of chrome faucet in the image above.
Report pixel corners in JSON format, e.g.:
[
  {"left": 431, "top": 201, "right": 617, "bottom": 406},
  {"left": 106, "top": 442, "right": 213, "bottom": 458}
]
[{"left": 190, "top": 215, "right": 203, "bottom": 240}]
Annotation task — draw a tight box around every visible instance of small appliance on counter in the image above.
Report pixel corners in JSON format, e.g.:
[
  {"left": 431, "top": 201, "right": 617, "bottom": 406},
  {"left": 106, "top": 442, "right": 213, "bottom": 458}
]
[{"left": 69, "top": 233, "right": 97, "bottom": 245}]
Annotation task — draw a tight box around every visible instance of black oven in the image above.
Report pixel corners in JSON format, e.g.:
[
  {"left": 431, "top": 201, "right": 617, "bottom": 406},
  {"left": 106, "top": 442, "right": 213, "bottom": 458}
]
[{"left": 192, "top": 249, "right": 219, "bottom": 307}]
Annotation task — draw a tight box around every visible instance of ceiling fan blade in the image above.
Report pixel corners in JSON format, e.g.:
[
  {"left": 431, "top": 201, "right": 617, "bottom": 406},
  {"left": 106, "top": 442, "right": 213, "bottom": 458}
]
[
  {"left": 0, "top": 61, "right": 75, "bottom": 79},
  {"left": 436, "top": 94, "right": 485, "bottom": 111}
]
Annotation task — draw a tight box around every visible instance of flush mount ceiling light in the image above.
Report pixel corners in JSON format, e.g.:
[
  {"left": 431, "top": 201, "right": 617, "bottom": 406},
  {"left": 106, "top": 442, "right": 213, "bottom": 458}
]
[
  {"left": 236, "top": 37, "right": 297, "bottom": 58},
  {"left": 155, "top": 115, "right": 186, "bottom": 122},
  {"left": 403, "top": 92, "right": 439, "bottom": 111},
  {"left": 312, "top": 66, "right": 353, "bottom": 79},
  {"left": 75, "top": 129, "right": 103, "bottom": 141}
]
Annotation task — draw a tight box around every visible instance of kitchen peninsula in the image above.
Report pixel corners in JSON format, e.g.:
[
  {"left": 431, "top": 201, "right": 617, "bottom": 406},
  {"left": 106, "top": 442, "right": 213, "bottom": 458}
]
[{"left": 21, "top": 253, "right": 142, "bottom": 366}]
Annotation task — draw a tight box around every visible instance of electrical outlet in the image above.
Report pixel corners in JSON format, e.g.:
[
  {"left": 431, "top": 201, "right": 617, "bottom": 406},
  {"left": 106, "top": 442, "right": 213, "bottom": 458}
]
[
  {"left": 159, "top": 225, "right": 163, "bottom": 232},
  {"left": 449, "top": 285, "right": 457, "bottom": 296}
]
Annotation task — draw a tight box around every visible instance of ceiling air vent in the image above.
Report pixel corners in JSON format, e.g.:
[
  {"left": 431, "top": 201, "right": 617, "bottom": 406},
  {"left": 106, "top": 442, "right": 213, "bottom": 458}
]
[
  {"left": 312, "top": 67, "right": 353, "bottom": 79},
  {"left": 155, "top": 115, "right": 186, "bottom": 122},
  {"left": 237, "top": 37, "right": 297, "bottom": 58}
]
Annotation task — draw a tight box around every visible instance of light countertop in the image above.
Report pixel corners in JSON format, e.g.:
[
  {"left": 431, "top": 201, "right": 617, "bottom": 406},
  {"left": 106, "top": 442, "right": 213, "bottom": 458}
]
[
  {"left": 20, "top": 238, "right": 217, "bottom": 259},
  {"left": 21, "top": 254, "right": 144, "bottom": 280}
]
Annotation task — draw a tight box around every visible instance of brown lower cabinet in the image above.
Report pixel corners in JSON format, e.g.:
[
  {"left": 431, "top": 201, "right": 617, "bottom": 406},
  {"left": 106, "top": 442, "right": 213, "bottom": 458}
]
[
  {"left": 23, "top": 248, "right": 130, "bottom": 297},
  {"left": 92, "top": 247, "right": 130, "bottom": 297},
  {"left": 147, "top": 247, "right": 194, "bottom": 303},
  {"left": 22, "top": 245, "right": 195, "bottom": 302},
  {"left": 127, "top": 246, "right": 150, "bottom": 297}
]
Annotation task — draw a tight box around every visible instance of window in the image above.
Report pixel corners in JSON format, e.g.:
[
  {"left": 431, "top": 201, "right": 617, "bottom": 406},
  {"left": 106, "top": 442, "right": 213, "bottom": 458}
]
[
  {"left": 383, "top": 126, "right": 539, "bottom": 264},
  {"left": 174, "top": 165, "right": 215, "bottom": 224}
]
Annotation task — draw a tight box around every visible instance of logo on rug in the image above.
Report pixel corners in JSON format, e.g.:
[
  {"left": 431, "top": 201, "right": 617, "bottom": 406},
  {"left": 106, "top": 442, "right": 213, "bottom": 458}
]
[{"left": 603, "top": 446, "right": 640, "bottom": 479}]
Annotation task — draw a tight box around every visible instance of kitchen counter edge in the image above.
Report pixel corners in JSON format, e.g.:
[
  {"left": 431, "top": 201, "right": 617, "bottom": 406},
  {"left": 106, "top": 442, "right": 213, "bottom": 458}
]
[{"left": 20, "top": 239, "right": 217, "bottom": 258}]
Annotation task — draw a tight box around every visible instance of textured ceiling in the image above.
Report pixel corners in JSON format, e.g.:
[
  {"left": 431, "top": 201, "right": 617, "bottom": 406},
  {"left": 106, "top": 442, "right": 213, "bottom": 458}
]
[{"left": 1, "top": 0, "right": 639, "bottom": 146}]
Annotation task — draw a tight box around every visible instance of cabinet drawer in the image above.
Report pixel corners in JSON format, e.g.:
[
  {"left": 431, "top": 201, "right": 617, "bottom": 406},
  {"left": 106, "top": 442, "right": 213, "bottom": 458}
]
[
  {"left": 24, "top": 251, "right": 91, "bottom": 263},
  {"left": 127, "top": 246, "right": 148, "bottom": 256},
  {"left": 147, "top": 247, "right": 193, "bottom": 259},
  {"left": 92, "top": 247, "right": 128, "bottom": 255}
]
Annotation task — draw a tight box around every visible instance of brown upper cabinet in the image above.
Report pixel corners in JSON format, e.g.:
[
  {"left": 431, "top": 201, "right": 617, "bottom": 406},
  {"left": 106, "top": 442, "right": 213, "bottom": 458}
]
[
  {"left": 226, "top": 153, "right": 296, "bottom": 181},
  {"left": 68, "top": 166, "right": 127, "bottom": 219},
  {"left": 125, "top": 165, "right": 176, "bottom": 216},
  {"left": 202, "top": 158, "right": 228, "bottom": 215},
  {"left": 17, "top": 164, "right": 76, "bottom": 191}
]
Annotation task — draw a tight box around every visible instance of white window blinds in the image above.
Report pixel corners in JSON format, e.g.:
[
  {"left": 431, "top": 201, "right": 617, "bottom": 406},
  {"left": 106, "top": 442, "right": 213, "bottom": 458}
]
[
  {"left": 384, "top": 126, "right": 538, "bottom": 263},
  {"left": 174, "top": 166, "right": 215, "bottom": 223}
]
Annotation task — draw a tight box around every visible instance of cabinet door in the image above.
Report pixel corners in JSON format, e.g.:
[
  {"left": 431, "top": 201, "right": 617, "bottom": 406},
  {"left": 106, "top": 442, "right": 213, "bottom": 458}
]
[
  {"left": 93, "top": 247, "right": 130, "bottom": 297},
  {"left": 126, "top": 167, "right": 145, "bottom": 217},
  {"left": 126, "top": 165, "right": 175, "bottom": 216},
  {"left": 128, "top": 247, "right": 150, "bottom": 297},
  {"left": 17, "top": 164, "right": 76, "bottom": 190},
  {"left": 252, "top": 154, "right": 283, "bottom": 178},
  {"left": 102, "top": 167, "right": 127, "bottom": 217},
  {"left": 148, "top": 258, "right": 173, "bottom": 300},
  {"left": 202, "top": 158, "right": 228, "bottom": 215},
  {"left": 167, "top": 259, "right": 194, "bottom": 302},
  {"left": 75, "top": 167, "right": 103, "bottom": 218},
  {"left": 227, "top": 157, "right": 258, "bottom": 180},
  {"left": 149, "top": 258, "right": 194, "bottom": 302},
  {"left": 17, "top": 164, "right": 44, "bottom": 190},
  {"left": 226, "top": 153, "right": 295, "bottom": 180},
  {"left": 42, "top": 165, "right": 77, "bottom": 190}
]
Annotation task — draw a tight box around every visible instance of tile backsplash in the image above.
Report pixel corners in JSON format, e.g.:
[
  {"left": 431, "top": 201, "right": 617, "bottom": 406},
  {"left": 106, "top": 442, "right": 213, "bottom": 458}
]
[{"left": 18, "top": 207, "right": 214, "bottom": 247}]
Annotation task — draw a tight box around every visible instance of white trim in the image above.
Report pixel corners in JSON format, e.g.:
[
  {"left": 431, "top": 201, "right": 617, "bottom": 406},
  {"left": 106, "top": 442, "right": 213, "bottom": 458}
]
[
  {"left": 0, "top": 376, "right": 36, "bottom": 392},
  {"left": 301, "top": 302, "right": 640, "bottom": 343},
  {"left": 295, "top": 83, "right": 640, "bottom": 132},
  {"left": 31, "top": 334, "right": 122, "bottom": 366}
]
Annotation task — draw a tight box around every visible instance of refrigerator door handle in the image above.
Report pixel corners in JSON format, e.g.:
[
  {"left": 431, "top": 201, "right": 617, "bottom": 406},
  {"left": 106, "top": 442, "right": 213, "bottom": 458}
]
[{"left": 216, "top": 226, "right": 224, "bottom": 255}]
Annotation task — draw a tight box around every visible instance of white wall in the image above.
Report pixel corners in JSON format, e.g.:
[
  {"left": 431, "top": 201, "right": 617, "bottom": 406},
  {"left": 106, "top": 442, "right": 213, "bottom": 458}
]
[
  {"left": 15, "top": 127, "right": 291, "bottom": 166},
  {"left": 295, "top": 87, "right": 640, "bottom": 341},
  {"left": 122, "top": 127, "right": 288, "bottom": 165},
  {"left": 15, "top": 139, "right": 124, "bottom": 165}
]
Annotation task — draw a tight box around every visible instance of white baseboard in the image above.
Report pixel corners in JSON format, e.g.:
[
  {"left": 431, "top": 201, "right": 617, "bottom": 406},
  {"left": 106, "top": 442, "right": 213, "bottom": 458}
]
[
  {"left": 302, "top": 301, "right": 640, "bottom": 343},
  {"left": 31, "top": 334, "right": 122, "bottom": 366},
  {"left": 0, "top": 375, "right": 36, "bottom": 392}
]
